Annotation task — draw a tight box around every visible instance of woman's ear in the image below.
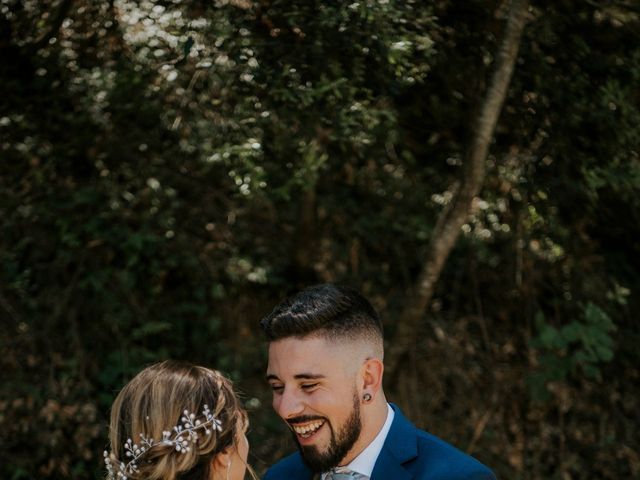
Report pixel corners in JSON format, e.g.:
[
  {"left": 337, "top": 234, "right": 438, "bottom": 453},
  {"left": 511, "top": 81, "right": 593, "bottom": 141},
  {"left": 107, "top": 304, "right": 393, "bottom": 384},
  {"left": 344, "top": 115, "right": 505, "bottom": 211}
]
[{"left": 210, "top": 449, "right": 232, "bottom": 480}]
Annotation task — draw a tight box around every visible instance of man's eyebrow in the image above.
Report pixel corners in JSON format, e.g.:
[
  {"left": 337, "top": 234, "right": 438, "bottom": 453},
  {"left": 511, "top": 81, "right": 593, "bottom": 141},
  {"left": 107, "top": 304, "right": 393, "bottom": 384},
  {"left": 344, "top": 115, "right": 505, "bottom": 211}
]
[
  {"left": 294, "top": 373, "right": 326, "bottom": 380},
  {"left": 265, "top": 373, "right": 326, "bottom": 381}
]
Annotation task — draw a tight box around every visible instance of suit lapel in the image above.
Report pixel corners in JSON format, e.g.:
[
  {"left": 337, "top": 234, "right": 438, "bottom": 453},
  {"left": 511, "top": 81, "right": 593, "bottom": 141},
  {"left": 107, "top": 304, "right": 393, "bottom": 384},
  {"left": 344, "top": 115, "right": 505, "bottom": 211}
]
[
  {"left": 371, "top": 446, "right": 414, "bottom": 480},
  {"left": 370, "top": 404, "right": 418, "bottom": 480},
  {"left": 288, "top": 453, "right": 318, "bottom": 480}
]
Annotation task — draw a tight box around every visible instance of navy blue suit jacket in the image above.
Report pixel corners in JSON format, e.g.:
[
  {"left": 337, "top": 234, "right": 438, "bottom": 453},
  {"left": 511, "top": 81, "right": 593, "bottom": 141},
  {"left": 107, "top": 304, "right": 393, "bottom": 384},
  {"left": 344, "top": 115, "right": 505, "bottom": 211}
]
[{"left": 263, "top": 405, "right": 496, "bottom": 480}]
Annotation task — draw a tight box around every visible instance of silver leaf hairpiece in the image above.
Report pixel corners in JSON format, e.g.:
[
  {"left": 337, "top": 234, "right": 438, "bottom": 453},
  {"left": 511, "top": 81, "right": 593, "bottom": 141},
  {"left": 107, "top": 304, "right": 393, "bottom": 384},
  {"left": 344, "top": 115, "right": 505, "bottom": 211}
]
[{"left": 104, "top": 404, "right": 223, "bottom": 480}]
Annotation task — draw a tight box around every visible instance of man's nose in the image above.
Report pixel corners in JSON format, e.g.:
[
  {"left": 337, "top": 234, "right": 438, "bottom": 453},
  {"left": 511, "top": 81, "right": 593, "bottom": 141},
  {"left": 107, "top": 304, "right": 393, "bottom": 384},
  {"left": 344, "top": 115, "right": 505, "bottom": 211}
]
[{"left": 275, "top": 388, "right": 305, "bottom": 419}]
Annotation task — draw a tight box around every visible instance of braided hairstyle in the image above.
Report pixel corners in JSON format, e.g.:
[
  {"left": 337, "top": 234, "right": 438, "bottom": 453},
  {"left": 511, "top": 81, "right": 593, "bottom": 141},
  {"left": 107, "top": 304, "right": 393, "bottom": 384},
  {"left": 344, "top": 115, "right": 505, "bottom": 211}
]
[{"left": 107, "top": 360, "right": 252, "bottom": 480}]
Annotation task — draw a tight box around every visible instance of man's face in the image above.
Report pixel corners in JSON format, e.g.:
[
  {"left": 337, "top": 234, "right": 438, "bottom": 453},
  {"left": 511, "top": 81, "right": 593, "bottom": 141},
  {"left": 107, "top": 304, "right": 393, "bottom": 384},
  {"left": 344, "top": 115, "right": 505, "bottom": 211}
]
[{"left": 266, "top": 335, "right": 363, "bottom": 472}]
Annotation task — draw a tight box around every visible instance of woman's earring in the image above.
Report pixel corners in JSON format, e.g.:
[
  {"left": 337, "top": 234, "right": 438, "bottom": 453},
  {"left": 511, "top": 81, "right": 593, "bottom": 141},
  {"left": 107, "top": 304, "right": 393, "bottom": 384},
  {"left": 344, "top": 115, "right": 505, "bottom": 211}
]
[
  {"left": 363, "top": 393, "right": 372, "bottom": 403},
  {"left": 226, "top": 459, "right": 232, "bottom": 480}
]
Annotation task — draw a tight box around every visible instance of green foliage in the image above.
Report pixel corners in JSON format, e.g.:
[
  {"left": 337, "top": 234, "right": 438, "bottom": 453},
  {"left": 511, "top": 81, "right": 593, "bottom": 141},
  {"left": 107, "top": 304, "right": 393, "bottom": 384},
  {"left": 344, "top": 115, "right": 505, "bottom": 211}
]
[
  {"left": 529, "top": 303, "right": 617, "bottom": 402},
  {"left": 1, "top": 0, "right": 639, "bottom": 479}
]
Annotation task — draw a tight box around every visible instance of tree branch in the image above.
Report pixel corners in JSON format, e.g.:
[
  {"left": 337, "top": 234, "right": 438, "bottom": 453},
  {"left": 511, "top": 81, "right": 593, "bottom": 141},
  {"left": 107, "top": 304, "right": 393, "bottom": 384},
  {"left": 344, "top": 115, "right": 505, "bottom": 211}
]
[
  {"left": 30, "top": 0, "right": 74, "bottom": 52},
  {"left": 386, "top": 0, "right": 530, "bottom": 377}
]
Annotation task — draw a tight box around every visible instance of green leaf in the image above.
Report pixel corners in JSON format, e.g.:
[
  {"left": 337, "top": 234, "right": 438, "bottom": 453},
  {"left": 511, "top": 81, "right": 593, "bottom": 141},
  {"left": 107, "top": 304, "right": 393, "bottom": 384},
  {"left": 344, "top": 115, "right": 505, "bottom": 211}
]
[{"left": 131, "top": 321, "right": 173, "bottom": 340}]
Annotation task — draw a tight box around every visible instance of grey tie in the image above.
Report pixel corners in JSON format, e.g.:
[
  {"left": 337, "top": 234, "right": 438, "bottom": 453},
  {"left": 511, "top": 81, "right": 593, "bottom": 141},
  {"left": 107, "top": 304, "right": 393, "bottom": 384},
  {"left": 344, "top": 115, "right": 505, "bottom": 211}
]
[{"left": 326, "top": 468, "right": 367, "bottom": 480}]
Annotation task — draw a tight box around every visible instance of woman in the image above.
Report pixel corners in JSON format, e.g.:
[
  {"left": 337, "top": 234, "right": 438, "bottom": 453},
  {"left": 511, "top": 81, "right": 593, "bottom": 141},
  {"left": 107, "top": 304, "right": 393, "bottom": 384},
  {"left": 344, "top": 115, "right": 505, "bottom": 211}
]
[{"left": 104, "top": 360, "right": 255, "bottom": 480}]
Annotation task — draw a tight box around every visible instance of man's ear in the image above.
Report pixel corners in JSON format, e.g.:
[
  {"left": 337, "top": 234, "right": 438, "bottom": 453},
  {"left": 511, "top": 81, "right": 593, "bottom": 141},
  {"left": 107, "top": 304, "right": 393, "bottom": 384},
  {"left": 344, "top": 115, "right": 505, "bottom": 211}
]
[{"left": 360, "top": 357, "right": 384, "bottom": 400}]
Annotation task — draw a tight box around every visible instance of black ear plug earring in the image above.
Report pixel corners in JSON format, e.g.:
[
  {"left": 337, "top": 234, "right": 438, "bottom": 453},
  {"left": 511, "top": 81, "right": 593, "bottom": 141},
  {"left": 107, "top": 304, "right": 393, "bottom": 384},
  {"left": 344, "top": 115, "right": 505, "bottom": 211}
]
[{"left": 363, "top": 393, "right": 372, "bottom": 402}]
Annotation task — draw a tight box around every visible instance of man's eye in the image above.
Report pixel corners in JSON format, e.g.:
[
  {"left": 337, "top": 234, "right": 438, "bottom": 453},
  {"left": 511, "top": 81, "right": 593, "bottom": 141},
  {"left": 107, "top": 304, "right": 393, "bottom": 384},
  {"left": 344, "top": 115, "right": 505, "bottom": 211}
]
[
  {"left": 270, "top": 384, "right": 284, "bottom": 393},
  {"left": 301, "top": 383, "right": 318, "bottom": 390}
]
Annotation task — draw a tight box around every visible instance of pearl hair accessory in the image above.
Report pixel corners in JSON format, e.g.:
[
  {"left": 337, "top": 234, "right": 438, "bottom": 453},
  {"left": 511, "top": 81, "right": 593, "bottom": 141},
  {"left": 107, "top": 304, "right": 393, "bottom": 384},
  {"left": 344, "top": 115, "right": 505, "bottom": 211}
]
[{"left": 104, "top": 404, "right": 223, "bottom": 480}]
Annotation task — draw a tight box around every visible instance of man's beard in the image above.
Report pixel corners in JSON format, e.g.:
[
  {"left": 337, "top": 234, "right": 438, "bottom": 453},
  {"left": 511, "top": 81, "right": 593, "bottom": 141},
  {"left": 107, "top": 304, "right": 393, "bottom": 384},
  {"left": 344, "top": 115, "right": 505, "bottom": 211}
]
[{"left": 292, "top": 391, "right": 362, "bottom": 473}]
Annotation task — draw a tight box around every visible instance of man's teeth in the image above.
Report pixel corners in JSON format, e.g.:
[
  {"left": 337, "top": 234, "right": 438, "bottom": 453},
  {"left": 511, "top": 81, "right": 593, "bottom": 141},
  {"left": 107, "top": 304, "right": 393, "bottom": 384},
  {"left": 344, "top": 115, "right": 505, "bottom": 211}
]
[{"left": 293, "top": 420, "right": 325, "bottom": 436}]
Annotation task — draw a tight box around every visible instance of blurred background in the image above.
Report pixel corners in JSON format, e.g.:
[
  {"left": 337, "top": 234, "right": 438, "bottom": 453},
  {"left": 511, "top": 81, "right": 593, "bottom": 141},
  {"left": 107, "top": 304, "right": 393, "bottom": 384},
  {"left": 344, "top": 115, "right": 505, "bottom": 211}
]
[{"left": 1, "top": 0, "right": 639, "bottom": 478}]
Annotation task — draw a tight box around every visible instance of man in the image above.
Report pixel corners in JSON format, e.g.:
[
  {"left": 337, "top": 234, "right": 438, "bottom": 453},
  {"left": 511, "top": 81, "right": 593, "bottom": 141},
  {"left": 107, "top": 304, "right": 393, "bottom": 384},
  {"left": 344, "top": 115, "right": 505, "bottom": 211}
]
[{"left": 260, "top": 284, "right": 496, "bottom": 480}]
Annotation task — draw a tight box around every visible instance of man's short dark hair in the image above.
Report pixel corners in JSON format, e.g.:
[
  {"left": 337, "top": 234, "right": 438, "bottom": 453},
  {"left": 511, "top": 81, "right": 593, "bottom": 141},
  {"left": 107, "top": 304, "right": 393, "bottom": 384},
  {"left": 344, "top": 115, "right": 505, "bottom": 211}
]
[{"left": 259, "top": 284, "right": 383, "bottom": 342}]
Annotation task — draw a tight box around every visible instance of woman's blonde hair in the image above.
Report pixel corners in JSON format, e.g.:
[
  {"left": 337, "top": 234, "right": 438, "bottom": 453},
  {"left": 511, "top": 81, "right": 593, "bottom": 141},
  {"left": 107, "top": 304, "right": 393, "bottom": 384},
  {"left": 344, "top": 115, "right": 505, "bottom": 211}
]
[{"left": 107, "top": 360, "right": 251, "bottom": 480}]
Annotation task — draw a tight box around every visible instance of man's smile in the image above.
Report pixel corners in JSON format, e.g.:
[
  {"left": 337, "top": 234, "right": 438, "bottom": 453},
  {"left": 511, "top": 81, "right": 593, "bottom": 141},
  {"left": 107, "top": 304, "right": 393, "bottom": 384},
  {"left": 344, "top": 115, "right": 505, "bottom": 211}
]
[
  {"left": 292, "top": 419, "right": 326, "bottom": 438},
  {"left": 288, "top": 417, "right": 328, "bottom": 442}
]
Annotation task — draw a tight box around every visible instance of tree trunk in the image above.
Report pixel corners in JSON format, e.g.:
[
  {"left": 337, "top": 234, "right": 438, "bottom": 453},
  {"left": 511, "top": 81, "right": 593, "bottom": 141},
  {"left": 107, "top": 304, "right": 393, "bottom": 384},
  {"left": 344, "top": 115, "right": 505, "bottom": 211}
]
[{"left": 386, "top": 0, "right": 530, "bottom": 377}]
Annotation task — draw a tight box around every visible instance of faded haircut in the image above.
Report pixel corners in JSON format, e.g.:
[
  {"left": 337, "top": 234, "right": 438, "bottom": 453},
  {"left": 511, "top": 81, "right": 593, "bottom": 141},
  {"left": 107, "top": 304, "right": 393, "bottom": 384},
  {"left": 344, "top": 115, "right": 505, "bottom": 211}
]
[{"left": 259, "top": 284, "right": 383, "bottom": 345}]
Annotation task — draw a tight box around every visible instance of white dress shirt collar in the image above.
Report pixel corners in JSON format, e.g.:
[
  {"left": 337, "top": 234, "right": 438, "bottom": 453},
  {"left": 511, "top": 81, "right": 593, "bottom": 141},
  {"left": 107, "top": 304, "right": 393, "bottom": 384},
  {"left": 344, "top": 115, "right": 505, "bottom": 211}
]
[{"left": 321, "top": 403, "right": 395, "bottom": 479}]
